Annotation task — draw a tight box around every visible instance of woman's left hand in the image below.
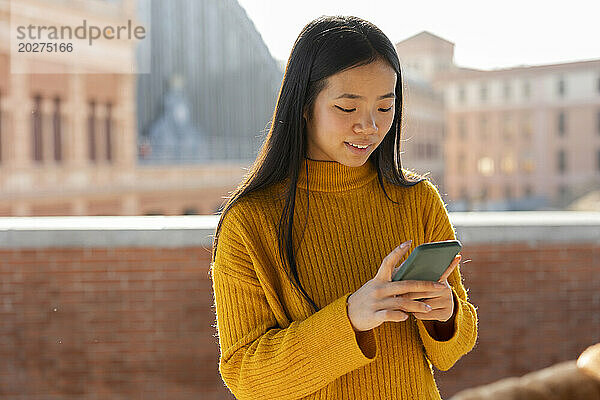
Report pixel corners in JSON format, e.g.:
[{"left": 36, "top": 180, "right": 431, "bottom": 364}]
[{"left": 399, "top": 254, "right": 461, "bottom": 322}]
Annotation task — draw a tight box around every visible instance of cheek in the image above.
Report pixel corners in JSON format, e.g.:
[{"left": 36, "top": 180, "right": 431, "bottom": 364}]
[
  {"left": 380, "top": 112, "right": 395, "bottom": 132},
  {"left": 316, "top": 112, "right": 347, "bottom": 140}
]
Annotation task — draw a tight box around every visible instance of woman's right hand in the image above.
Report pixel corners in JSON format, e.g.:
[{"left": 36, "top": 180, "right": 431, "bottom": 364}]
[{"left": 347, "top": 239, "right": 449, "bottom": 332}]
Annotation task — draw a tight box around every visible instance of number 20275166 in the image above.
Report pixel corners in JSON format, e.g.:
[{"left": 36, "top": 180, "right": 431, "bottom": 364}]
[{"left": 18, "top": 42, "right": 73, "bottom": 53}]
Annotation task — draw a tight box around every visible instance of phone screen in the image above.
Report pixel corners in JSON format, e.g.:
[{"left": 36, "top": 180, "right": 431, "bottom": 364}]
[{"left": 391, "top": 240, "right": 462, "bottom": 282}]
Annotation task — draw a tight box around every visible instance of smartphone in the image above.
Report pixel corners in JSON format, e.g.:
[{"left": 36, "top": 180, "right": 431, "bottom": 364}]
[{"left": 391, "top": 240, "right": 462, "bottom": 282}]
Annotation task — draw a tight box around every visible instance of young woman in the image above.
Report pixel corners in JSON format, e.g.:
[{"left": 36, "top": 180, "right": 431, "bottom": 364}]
[{"left": 210, "top": 15, "right": 478, "bottom": 399}]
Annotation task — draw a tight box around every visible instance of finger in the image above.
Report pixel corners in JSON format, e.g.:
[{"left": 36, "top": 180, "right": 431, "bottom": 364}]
[
  {"left": 400, "top": 290, "right": 445, "bottom": 300},
  {"left": 412, "top": 311, "right": 443, "bottom": 321},
  {"left": 415, "top": 298, "right": 445, "bottom": 310},
  {"left": 375, "top": 309, "right": 409, "bottom": 322},
  {"left": 439, "top": 254, "right": 461, "bottom": 283},
  {"left": 384, "top": 279, "right": 446, "bottom": 297},
  {"left": 382, "top": 296, "right": 432, "bottom": 314},
  {"left": 376, "top": 240, "right": 412, "bottom": 281},
  {"left": 439, "top": 255, "right": 461, "bottom": 282}
]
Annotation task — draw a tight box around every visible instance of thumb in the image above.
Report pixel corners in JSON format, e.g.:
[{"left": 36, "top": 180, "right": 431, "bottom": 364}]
[
  {"left": 439, "top": 254, "right": 461, "bottom": 283},
  {"left": 376, "top": 240, "right": 412, "bottom": 281}
]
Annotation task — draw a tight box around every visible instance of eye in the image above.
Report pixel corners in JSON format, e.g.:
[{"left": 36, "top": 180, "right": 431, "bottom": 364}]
[
  {"left": 335, "top": 105, "right": 355, "bottom": 113},
  {"left": 335, "top": 105, "right": 394, "bottom": 113}
]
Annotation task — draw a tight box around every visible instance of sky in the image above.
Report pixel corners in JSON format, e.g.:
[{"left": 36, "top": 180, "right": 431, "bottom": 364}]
[{"left": 235, "top": 0, "right": 600, "bottom": 71}]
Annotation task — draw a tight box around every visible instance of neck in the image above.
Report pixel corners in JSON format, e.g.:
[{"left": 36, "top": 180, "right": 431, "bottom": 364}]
[{"left": 296, "top": 157, "right": 378, "bottom": 192}]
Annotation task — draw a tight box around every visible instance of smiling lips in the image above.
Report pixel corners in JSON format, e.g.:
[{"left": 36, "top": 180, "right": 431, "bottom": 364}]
[
  {"left": 345, "top": 141, "right": 372, "bottom": 148},
  {"left": 344, "top": 141, "right": 371, "bottom": 153}
]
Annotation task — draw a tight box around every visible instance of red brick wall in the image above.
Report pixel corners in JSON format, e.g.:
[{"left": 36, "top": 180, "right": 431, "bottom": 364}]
[
  {"left": 0, "top": 247, "right": 233, "bottom": 400},
  {"left": 437, "top": 242, "right": 600, "bottom": 398},
  {"left": 1, "top": 242, "right": 598, "bottom": 399}
]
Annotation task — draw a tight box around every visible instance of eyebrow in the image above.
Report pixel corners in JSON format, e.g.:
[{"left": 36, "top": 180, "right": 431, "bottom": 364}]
[{"left": 334, "top": 92, "right": 396, "bottom": 100}]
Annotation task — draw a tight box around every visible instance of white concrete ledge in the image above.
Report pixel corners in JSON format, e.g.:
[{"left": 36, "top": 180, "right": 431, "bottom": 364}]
[
  {"left": 0, "top": 216, "right": 220, "bottom": 248},
  {"left": 0, "top": 212, "right": 599, "bottom": 248},
  {"left": 450, "top": 212, "right": 600, "bottom": 245}
]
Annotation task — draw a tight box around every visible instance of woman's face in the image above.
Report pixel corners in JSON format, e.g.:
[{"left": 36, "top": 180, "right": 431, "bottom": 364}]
[{"left": 303, "top": 58, "right": 397, "bottom": 166}]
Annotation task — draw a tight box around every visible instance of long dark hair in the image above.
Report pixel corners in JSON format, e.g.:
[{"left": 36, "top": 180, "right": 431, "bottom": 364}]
[{"left": 211, "top": 15, "right": 426, "bottom": 312}]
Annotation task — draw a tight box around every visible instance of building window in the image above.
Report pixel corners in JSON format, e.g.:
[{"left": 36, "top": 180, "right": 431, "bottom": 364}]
[
  {"left": 32, "top": 95, "right": 43, "bottom": 162},
  {"left": 504, "top": 185, "right": 512, "bottom": 199},
  {"left": 88, "top": 101, "right": 96, "bottom": 162},
  {"left": 182, "top": 207, "right": 198, "bottom": 215},
  {"left": 524, "top": 185, "right": 533, "bottom": 198},
  {"left": 558, "top": 77, "right": 565, "bottom": 97},
  {"left": 436, "top": 61, "right": 448, "bottom": 72},
  {"left": 105, "top": 103, "right": 113, "bottom": 161},
  {"left": 523, "top": 81, "right": 530, "bottom": 99},
  {"left": 480, "top": 115, "right": 488, "bottom": 140},
  {"left": 503, "top": 113, "right": 513, "bottom": 141},
  {"left": 458, "top": 153, "right": 465, "bottom": 174},
  {"left": 53, "top": 97, "right": 62, "bottom": 162},
  {"left": 521, "top": 157, "right": 535, "bottom": 174},
  {"left": 458, "top": 86, "right": 465, "bottom": 103},
  {"left": 504, "top": 81, "right": 511, "bottom": 100},
  {"left": 477, "top": 156, "right": 494, "bottom": 176},
  {"left": 426, "top": 143, "right": 433, "bottom": 159},
  {"left": 480, "top": 83, "right": 487, "bottom": 102},
  {"left": 558, "top": 111, "right": 565, "bottom": 136},
  {"left": 523, "top": 113, "right": 533, "bottom": 139},
  {"left": 458, "top": 117, "right": 466, "bottom": 139},
  {"left": 501, "top": 155, "right": 516, "bottom": 174},
  {"left": 557, "top": 149, "right": 566, "bottom": 173}
]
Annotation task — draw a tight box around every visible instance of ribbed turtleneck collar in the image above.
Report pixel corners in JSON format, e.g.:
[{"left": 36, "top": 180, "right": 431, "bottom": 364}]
[{"left": 296, "top": 157, "right": 378, "bottom": 192}]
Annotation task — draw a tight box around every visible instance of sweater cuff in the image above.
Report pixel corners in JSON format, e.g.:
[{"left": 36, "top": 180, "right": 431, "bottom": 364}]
[
  {"left": 295, "top": 293, "right": 377, "bottom": 378},
  {"left": 416, "top": 287, "right": 475, "bottom": 371}
]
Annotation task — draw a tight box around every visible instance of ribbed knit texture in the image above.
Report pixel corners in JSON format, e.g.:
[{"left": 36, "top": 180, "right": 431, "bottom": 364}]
[{"left": 210, "top": 157, "right": 478, "bottom": 399}]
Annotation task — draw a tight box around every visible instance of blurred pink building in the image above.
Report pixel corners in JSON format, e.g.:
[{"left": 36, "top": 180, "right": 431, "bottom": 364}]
[
  {"left": 396, "top": 31, "right": 600, "bottom": 211},
  {"left": 0, "top": 0, "right": 245, "bottom": 216}
]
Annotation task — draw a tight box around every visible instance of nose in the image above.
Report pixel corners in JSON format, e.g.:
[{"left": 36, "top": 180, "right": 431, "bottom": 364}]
[{"left": 353, "top": 110, "right": 378, "bottom": 135}]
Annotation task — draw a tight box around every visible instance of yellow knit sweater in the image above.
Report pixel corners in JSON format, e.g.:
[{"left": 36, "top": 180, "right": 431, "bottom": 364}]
[{"left": 210, "top": 157, "right": 478, "bottom": 399}]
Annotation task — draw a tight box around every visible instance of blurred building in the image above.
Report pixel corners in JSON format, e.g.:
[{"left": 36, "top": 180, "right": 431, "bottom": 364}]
[
  {"left": 136, "top": 0, "right": 283, "bottom": 163},
  {"left": 398, "top": 73, "right": 445, "bottom": 189},
  {"left": 0, "top": 0, "right": 253, "bottom": 216},
  {"left": 396, "top": 32, "right": 456, "bottom": 193},
  {"left": 395, "top": 31, "right": 600, "bottom": 211},
  {"left": 0, "top": 0, "right": 138, "bottom": 216}
]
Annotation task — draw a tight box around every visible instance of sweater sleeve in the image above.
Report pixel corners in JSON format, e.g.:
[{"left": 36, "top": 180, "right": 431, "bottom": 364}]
[
  {"left": 210, "top": 207, "right": 377, "bottom": 400},
  {"left": 414, "top": 180, "right": 478, "bottom": 371}
]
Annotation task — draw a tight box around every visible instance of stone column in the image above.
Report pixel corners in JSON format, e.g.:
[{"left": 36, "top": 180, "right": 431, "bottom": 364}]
[
  {"left": 7, "top": 59, "right": 32, "bottom": 216},
  {"left": 67, "top": 73, "right": 86, "bottom": 169},
  {"left": 116, "top": 74, "right": 136, "bottom": 177},
  {"left": 9, "top": 59, "right": 30, "bottom": 169}
]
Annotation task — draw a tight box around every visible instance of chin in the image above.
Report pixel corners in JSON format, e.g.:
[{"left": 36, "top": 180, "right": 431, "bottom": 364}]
[{"left": 340, "top": 155, "right": 370, "bottom": 167}]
